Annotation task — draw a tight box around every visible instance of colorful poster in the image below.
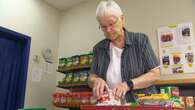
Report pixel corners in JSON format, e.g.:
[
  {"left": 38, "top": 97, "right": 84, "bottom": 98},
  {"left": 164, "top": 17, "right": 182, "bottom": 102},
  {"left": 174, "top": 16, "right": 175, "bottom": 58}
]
[{"left": 157, "top": 22, "right": 195, "bottom": 74}]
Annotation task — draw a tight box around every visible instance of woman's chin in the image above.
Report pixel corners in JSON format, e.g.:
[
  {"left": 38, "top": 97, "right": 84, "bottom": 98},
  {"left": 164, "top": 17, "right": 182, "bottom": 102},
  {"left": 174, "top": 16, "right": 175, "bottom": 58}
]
[
  {"left": 110, "top": 37, "right": 118, "bottom": 41},
  {"left": 106, "top": 35, "right": 115, "bottom": 40}
]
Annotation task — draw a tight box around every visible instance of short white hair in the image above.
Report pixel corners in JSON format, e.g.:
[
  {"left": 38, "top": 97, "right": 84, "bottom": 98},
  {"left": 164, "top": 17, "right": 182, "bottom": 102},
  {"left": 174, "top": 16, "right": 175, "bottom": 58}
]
[{"left": 96, "top": 0, "right": 123, "bottom": 20}]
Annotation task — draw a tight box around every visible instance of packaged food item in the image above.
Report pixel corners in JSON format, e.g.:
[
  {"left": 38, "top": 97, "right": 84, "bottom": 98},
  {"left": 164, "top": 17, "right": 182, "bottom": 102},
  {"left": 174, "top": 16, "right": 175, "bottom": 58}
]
[
  {"left": 59, "top": 58, "right": 66, "bottom": 68},
  {"left": 97, "top": 92, "right": 110, "bottom": 103},
  {"left": 88, "top": 52, "right": 93, "bottom": 64},
  {"left": 62, "top": 74, "right": 67, "bottom": 84},
  {"left": 72, "top": 92, "right": 81, "bottom": 106},
  {"left": 90, "top": 94, "right": 97, "bottom": 105},
  {"left": 96, "top": 91, "right": 121, "bottom": 106},
  {"left": 194, "top": 96, "right": 195, "bottom": 107},
  {"left": 171, "top": 87, "right": 179, "bottom": 96},
  {"left": 66, "top": 93, "right": 73, "bottom": 104},
  {"left": 80, "top": 92, "right": 90, "bottom": 104},
  {"left": 179, "top": 96, "right": 185, "bottom": 107},
  {"left": 65, "top": 73, "right": 73, "bottom": 84},
  {"left": 136, "top": 94, "right": 169, "bottom": 100},
  {"left": 72, "top": 55, "right": 80, "bottom": 66},
  {"left": 72, "top": 72, "right": 80, "bottom": 84},
  {"left": 160, "top": 86, "right": 179, "bottom": 97},
  {"left": 129, "top": 101, "right": 139, "bottom": 106},
  {"left": 136, "top": 94, "right": 172, "bottom": 107},
  {"left": 61, "top": 94, "right": 67, "bottom": 104},
  {"left": 79, "top": 71, "right": 88, "bottom": 83},
  {"left": 66, "top": 57, "right": 72, "bottom": 67},
  {"left": 80, "top": 54, "right": 89, "bottom": 65},
  {"left": 53, "top": 93, "right": 61, "bottom": 103},
  {"left": 185, "top": 96, "right": 194, "bottom": 107},
  {"left": 58, "top": 74, "right": 67, "bottom": 85},
  {"left": 171, "top": 96, "right": 182, "bottom": 108}
]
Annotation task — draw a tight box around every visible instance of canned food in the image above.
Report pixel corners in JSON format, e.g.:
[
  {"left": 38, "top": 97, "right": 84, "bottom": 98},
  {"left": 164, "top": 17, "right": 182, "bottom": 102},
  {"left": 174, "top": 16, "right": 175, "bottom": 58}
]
[
  {"left": 72, "top": 55, "right": 80, "bottom": 66},
  {"left": 80, "top": 54, "right": 89, "bottom": 65},
  {"left": 66, "top": 57, "right": 73, "bottom": 67}
]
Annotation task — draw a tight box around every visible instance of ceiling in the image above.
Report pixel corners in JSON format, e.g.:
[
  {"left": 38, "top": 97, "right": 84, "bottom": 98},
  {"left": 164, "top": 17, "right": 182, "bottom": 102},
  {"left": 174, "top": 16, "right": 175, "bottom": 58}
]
[{"left": 43, "top": 0, "right": 90, "bottom": 11}]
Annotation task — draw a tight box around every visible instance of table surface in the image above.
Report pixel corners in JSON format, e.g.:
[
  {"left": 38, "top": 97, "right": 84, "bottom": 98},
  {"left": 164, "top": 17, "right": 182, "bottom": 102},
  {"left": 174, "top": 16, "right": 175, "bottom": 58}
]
[{"left": 80, "top": 105, "right": 184, "bottom": 110}]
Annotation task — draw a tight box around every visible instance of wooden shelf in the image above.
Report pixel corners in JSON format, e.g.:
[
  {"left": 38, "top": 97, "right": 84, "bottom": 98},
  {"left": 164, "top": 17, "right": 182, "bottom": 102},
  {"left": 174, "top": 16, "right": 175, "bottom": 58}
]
[
  {"left": 57, "top": 64, "right": 91, "bottom": 73},
  {"left": 155, "top": 78, "right": 195, "bottom": 85},
  {"left": 57, "top": 83, "right": 89, "bottom": 88},
  {"left": 57, "top": 83, "right": 92, "bottom": 92}
]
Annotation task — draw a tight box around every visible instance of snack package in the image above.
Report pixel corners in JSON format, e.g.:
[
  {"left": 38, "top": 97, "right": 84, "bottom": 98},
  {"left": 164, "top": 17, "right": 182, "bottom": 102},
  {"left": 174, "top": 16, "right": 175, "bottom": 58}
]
[
  {"left": 171, "top": 96, "right": 183, "bottom": 108},
  {"left": 185, "top": 96, "right": 194, "bottom": 107},
  {"left": 96, "top": 91, "right": 121, "bottom": 106},
  {"left": 160, "top": 86, "right": 179, "bottom": 97},
  {"left": 136, "top": 94, "right": 172, "bottom": 107}
]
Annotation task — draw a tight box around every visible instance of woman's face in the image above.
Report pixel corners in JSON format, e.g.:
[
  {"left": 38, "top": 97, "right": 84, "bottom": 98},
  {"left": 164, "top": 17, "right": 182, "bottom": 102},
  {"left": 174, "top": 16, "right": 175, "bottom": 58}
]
[{"left": 98, "top": 14, "right": 124, "bottom": 41}]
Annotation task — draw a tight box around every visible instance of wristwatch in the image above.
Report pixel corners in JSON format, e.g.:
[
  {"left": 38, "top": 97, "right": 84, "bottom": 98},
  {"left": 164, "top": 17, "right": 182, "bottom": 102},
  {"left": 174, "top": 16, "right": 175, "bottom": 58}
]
[{"left": 126, "top": 80, "right": 134, "bottom": 91}]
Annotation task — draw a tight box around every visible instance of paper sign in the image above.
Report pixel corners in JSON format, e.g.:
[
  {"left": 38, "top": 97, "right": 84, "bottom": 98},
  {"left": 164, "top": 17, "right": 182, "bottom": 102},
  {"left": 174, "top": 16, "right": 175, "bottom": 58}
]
[
  {"left": 158, "top": 22, "right": 195, "bottom": 74},
  {"left": 32, "top": 67, "right": 43, "bottom": 82}
]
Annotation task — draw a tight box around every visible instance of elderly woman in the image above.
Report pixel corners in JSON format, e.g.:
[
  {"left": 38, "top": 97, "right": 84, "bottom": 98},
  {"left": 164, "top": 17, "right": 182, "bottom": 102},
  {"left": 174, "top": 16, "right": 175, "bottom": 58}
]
[{"left": 88, "top": 0, "right": 160, "bottom": 102}]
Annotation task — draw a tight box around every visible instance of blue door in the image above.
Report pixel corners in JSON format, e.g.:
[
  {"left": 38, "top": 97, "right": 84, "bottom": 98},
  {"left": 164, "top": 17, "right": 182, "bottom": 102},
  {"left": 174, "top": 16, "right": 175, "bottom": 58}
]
[{"left": 0, "top": 26, "right": 31, "bottom": 110}]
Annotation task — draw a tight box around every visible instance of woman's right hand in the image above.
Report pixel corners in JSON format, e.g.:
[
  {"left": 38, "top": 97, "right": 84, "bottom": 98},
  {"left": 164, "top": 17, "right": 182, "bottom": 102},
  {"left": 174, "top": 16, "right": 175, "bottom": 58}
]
[{"left": 93, "top": 77, "right": 109, "bottom": 98}]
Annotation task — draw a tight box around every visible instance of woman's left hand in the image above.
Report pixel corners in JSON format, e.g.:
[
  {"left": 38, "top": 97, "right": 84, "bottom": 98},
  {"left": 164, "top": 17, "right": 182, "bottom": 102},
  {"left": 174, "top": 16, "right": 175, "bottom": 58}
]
[{"left": 112, "top": 82, "right": 130, "bottom": 100}]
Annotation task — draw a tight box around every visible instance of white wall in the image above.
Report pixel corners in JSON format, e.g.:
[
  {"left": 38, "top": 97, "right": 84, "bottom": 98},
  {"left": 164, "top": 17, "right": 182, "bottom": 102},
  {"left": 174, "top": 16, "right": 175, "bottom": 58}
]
[
  {"left": 58, "top": 1, "right": 102, "bottom": 58},
  {"left": 0, "top": 0, "right": 60, "bottom": 109}
]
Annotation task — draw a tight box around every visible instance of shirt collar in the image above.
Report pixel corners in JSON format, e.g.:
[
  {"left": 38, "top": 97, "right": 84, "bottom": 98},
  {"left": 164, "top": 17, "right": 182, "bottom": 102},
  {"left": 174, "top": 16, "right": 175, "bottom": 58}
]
[
  {"left": 99, "top": 27, "right": 133, "bottom": 50},
  {"left": 123, "top": 27, "right": 133, "bottom": 46}
]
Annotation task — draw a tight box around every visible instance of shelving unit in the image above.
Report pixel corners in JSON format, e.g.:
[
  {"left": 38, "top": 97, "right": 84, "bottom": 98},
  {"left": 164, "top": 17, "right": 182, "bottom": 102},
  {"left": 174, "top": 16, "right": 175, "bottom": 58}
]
[
  {"left": 57, "top": 64, "right": 91, "bottom": 92},
  {"left": 54, "top": 64, "right": 92, "bottom": 109},
  {"left": 55, "top": 62, "right": 195, "bottom": 109}
]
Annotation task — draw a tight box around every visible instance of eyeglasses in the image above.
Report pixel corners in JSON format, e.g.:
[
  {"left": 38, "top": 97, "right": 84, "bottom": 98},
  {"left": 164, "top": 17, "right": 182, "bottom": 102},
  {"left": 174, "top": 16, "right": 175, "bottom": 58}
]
[{"left": 99, "top": 17, "right": 119, "bottom": 31}]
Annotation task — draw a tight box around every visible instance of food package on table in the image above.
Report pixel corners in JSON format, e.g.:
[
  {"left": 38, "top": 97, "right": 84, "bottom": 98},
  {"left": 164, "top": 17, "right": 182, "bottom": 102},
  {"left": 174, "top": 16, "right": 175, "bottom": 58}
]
[
  {"left": 96, "top": 91, "right": 121, "bottom": 106},
  {"left": 136, "top": 94, "right": 173, "bottom": 107}
]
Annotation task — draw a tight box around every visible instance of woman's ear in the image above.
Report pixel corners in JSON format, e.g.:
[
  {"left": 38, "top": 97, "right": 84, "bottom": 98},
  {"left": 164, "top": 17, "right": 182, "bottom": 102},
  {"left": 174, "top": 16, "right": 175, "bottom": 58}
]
[{"left": 120, "top": 15, "right": 125, "bottom": 26}]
